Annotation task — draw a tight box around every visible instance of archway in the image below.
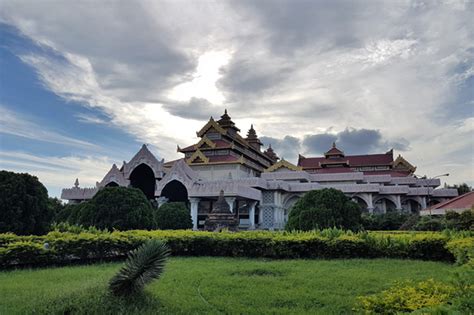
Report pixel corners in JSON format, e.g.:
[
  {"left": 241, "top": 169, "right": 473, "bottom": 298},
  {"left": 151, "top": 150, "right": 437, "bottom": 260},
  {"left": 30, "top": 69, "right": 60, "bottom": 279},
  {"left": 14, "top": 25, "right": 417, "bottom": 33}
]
[
  {"left": 105, "top": 181, "right": 119, "bottom": 187},
  {"left": 374, "top": 197, "right": 397, "bottom": 213},
  {"left": 130, "top": 163, "right": 156, "bottom": 199},
  {"left": 402, "top": 198, "right": 422, "bottom": 213},
  {"left": 160, "top": 180, "right": 188, "bottom": 203},
  {"left": 352, "top": 196, "right": 369, "bottom": 212},
  {"left": 283, "top": 195, "right": 300, "bottom": 223}
]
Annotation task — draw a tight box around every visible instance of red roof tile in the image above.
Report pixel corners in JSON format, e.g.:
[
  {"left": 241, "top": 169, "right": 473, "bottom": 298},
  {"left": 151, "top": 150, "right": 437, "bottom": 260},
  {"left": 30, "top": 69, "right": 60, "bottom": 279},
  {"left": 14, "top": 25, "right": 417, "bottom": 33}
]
[
  {"left": 299, "top": 153, "right": 393, "bottom": 168},
  {"left": 428, "top": 191, "right": 474, "bottom": 210}
]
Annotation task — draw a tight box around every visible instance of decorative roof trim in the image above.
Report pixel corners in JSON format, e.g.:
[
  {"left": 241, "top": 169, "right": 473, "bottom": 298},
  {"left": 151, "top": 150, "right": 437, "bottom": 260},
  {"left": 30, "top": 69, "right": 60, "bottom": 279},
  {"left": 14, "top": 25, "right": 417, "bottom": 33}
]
[
  {"left": 265, "top": 159, "right": 302, "bottom": 172},
  {"left": 187, "top": 149, "right": 209, "bottom": 164},
  {"left": 196, "top": 118, "right": 227, "bottom": 137},
  {"left": 196, "top": 136, "right": 216, "bottom": 149},
  {"left": 393, "top": 154, "right": 417, "bottom": 173}
]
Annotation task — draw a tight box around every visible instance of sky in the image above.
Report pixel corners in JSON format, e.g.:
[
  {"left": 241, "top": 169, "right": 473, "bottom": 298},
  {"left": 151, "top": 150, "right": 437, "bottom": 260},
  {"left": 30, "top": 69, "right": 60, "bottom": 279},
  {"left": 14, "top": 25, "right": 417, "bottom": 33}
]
[{"left": 0, "top": 0, "right": 473, "bottom": 198}]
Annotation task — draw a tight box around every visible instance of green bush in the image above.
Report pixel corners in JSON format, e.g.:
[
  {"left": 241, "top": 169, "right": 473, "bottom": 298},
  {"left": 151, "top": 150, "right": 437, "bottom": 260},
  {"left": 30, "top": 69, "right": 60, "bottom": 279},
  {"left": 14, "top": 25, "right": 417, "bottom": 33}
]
[
  {"left": 0, "top": 170, "right": 52, "bottom": 235},
  {"left": 286, "top": 188, "right": 362, "bottom": 231},
  {"left": 361, "top": 212, "right": 410, "bottom": 231},
  {"left": 63, "top": 187, "right": 155, "bottom": 231},
  {"left": 154, "top": 202, "right": 192, "bottom": 230},
  {"left": 354, "top": 279, "right": 456, "bottom": 314},
  {"left": 0, "top": 229, "right": 468, "bottom": 267}
]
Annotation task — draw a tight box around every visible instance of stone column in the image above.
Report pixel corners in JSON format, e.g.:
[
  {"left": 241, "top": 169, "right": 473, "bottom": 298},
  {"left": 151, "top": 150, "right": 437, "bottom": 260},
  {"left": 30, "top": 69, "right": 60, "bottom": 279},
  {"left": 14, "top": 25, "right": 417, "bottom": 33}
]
[
  {"left": 395, "top": 195, "right": 402, "bottom": 212},
  {"left": 189, "top": 198, "right": 200, "bottom": 230},
  {"left": 225, "top": 197, "right": 236, "bottom": 213},
  {"left": 249, "top": 201, "right": 257, "bottom": 230},
  {"left": 420, "top": 196, "right": 427, "bottom": 210},
  {"left": 366, "top": 193, "right": 374, "bottom": 214}
]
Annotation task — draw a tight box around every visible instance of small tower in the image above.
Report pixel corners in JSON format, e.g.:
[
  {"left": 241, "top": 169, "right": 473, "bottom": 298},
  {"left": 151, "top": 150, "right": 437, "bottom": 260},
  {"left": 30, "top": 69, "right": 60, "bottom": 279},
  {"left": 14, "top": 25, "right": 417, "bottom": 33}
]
[
  {"left": 74, "top": 178, "right": 79, "bottom": 188},
  {"left": 324, "top": 142, "right": 345, "bottom": 159},
  {"left": 204, "top": 190, "right": 239, "bottom": 232},
  {"left": 263, "top": 144, "right": 279, "bottom": 163},
  {"left": 217, "top": 109, "right": 240, "bottom": 133},
  {"left": 246, "top": 124, "right": 263, "bottom": 151}
]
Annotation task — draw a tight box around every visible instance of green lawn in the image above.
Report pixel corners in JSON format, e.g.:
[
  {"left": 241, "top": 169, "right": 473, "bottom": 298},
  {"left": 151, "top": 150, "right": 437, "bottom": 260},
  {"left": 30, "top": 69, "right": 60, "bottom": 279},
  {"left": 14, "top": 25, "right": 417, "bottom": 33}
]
[{"left": 0, "top": 257, "right": 457, "bottom": 314}]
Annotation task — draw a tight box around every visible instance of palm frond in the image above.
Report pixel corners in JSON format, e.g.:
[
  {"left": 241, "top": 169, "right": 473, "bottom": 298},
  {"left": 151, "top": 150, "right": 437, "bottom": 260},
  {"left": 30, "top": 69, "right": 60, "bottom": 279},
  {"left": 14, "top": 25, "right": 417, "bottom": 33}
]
[{"left": 109, "top": 240, "right": 170, "bottom": 296}]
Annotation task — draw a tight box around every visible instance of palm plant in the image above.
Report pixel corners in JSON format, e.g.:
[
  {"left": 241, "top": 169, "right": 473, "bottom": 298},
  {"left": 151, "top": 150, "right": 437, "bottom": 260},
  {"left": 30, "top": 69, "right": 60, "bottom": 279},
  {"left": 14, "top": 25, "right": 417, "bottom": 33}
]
[{"left": 109, "top": 240, "right": 170, "bottom": 296}]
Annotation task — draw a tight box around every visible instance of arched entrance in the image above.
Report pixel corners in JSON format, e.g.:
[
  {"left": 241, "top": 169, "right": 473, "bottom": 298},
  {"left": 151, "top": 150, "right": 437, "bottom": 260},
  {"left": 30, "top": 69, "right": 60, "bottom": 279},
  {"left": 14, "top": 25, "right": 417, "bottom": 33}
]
[
  {"left": 374, "top": 197, "right": 397, "bottom": 213},
  {"left": 130, "top": 163, "right": 156, "bottom": 199},
  {"left": 402, "top": 198, "right": 422, "bottom": 213},
  {"left": 160, "top": 180, "right": 188, "bottom": 203},
  {"left": 105, "top": 181, "right": 119, "bottom": 187},
  {"left": 352, "top": 196, "right": 369, "bottom": 212}
]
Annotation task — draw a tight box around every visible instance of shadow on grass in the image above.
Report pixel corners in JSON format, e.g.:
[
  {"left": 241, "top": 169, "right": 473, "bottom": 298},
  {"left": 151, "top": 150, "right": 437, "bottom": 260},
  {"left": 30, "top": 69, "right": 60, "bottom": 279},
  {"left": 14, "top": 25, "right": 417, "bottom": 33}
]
[
  {"left": 33, "top": 286, "right": 161, "bottom": 315},
  {"left": 230, "top": 268, "right": 287, "bottom": 277}
]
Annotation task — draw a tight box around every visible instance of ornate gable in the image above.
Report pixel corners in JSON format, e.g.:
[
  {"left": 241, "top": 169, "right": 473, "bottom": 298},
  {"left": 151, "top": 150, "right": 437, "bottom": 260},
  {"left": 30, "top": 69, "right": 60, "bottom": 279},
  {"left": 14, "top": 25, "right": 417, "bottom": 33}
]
[
  {"left": 265, "top": 159, "right": 302, "bottom": 172},
  {"left": 393, "top": 154, "right": 417, "bottom": 173},
  {"left": 155, "top": 159, "right": 200, "bottom": 195},
  {"left": 187, "top": 149, "right": 209, "bottom": 164},
  {"left": 123, "top": 144, "right": 165, "bottom": 179},
  {"left": 196, "top": 118, "right": 227, "bottom": 138},
  {"left": 196, "top": 136, "right": 216, "bottom": 149},
  {"left": 98, "top": 164, "right": 128, "bottom": 187}
]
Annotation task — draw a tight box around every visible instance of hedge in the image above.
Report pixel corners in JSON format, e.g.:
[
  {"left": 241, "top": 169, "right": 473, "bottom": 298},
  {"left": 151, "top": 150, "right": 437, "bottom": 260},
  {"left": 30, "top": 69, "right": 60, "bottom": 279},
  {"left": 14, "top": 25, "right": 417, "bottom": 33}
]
[{"left": 0, "top": 230, "right": 472, "bottom": 268}]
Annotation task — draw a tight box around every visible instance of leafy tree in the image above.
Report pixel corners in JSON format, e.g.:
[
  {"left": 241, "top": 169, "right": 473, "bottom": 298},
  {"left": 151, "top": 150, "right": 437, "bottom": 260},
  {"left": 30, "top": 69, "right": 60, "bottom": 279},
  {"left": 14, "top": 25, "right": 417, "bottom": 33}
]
[
  {"left": 72, "top": 187, "right": 154, "bottom": 230},
  {"left": 48, "top": 197, "right": 65, "bottom": 220},
  {"left": 445, "top": 183, "right": 472, "bottom": 196},
  {"left": 361, "top": 212, "right": 410, "bottom": 230},
  {"left": 154, "top": 202, "right": 192, "bottom": 230},
  {"left": 109, "top": 240, "right": 170, "bottom": 296},
  {"left": 0, "top": 170, "right": 52, "bottom": 235},
  {"left": 286, "top": 188, "right": 361, "bottom": 231}
]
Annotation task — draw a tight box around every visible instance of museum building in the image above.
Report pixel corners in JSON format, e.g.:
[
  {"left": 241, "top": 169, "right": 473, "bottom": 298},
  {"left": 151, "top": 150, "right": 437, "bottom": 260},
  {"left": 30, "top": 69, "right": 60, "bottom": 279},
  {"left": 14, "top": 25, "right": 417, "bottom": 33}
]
[{"left": 62, "top": 110, "right": 458, "bottom": 230}]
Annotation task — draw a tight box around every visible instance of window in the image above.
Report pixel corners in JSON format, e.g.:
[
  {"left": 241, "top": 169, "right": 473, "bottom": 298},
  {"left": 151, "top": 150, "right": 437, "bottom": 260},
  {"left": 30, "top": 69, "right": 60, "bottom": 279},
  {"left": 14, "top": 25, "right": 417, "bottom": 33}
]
[{"left": 207, "top": 133, "right": 221, "bottom": 140}]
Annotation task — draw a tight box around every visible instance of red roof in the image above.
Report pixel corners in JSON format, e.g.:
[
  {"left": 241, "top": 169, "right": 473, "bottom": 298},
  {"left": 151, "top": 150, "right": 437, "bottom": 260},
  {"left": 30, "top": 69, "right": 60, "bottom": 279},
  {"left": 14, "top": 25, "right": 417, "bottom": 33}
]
[
  {"left": 299, "top": 153, "right": 393, "bottom": 168},
  {"left": 179, "top": 139, "right": 231, "bottom": 152},
  {"left": 427, "top": 191, "right": 474, "bottom": 211},
  {"left": 207, "top": 155, "right": 240, "bottom": 163}
]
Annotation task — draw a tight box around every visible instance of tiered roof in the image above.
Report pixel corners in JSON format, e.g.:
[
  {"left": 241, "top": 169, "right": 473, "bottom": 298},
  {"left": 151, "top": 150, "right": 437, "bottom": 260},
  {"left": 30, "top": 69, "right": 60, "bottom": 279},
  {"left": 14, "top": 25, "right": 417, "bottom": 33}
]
[
  {"left": 178, "top": 110, "right": 277, "bottom": 172},
  {"left": 298, "top": 143, "right": 415, "bottom": 176}
]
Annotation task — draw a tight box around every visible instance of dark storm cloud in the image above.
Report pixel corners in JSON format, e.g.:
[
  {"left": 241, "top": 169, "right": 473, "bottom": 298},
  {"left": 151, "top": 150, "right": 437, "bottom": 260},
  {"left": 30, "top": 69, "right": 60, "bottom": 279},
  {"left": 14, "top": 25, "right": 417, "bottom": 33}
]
[
  {"left": 302, "top": 133, "right": 337, "bottom": 154},
  {"left": 162, "top": 97, "right": 216, "bottom": 120},
  {"left": 300, "top": 128, "right": 411, "bottom": 156},
  {"left": 260, "top": 135, "right": 301, "bottom": 161}
]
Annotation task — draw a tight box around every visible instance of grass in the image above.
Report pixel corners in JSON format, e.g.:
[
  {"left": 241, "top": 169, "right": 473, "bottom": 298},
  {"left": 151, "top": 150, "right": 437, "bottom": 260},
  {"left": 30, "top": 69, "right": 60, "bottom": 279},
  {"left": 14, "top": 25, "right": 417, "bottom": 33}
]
[{"left": 0, "top": 257, "right": 457, "bottom": 314}]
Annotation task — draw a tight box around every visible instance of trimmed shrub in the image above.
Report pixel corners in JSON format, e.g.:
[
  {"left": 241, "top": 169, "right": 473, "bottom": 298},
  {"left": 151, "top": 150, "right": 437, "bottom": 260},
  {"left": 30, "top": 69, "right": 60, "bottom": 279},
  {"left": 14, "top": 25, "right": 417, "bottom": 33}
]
[
  {"left": 0, "top": 229, "right": 468, "bottom": 267},
  {"left": 68, "top": 187, "right": 155, "bottom": 231},
  {"left": 154, "top": 202, "right": 192, "bottom": 230},
  {"left": 0, "top": 170, "right": 52, "bottom": 235},
  {"left": 286, "top": 188, "right": 362, "bottom": 231}
]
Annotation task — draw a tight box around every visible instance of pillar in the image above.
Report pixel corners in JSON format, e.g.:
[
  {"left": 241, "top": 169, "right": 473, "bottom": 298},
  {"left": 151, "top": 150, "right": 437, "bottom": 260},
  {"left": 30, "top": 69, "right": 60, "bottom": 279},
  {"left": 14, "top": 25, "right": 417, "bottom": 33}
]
[
  {"left": 367, "top": 193, "right": 374, "bottom": 214},
  {"left": 249, "top": 201, "right": 257, "bottom": 230},
  {"left": 393, "top": 195, "right": 402, "bottom": 212},
  {"left": 420, "top": 196, "right": 427, "bottom": 210},
  {"left": 189, "top": 198, "right": 200, "bottom": 230},
  {"left": 225, "top": 197, "right": 236, "bottom": 213}
]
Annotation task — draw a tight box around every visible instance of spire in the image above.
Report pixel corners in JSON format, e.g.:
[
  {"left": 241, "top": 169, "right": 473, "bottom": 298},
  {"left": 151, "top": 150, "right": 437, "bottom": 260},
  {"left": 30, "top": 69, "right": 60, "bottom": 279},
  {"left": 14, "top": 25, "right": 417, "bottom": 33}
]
[
  {"left": 246, "top": 123, "right": 263, "bottom": 151},
  {"left": 74, "top": 178, "right": 79, "bottom": 188},
  {"left": 325, "top": 142, "right": 344, "bottom": 158},
  {"left": 264, "top": 144, "right": 279, "bottom": 162},
  {"left": 217, "top": 109, "right": 240, "bottom": 132},
  {"left": 332, "top": 141, "right": 336, "bottom": 148}
]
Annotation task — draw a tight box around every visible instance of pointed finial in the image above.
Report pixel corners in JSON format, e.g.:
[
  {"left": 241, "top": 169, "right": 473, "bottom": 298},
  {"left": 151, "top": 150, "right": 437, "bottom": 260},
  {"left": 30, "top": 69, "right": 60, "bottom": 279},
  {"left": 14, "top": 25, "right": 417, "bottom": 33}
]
[
  {"left": 332, "top": 142, "right": 336, "bottom": 148},
  {"left": 74, "top": 178, "right": 79, "bottom": 188},
  {"left": 224, "top": 109, "right": 228, "bottom": 115},
  {"left": 112, "top": 163, "right": 117, "bottom": 169},
  {"left": 251, "top": 124, "right": 254, "bottom": 129}
]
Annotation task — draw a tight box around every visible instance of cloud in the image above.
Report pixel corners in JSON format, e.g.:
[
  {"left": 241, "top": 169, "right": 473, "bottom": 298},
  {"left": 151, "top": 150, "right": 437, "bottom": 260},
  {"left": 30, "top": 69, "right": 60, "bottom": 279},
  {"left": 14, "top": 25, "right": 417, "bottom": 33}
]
[
  {"left": 0, "top": 151, "right": 115, "bottom": 198},
  {"left": 0, "top": 105, "right": 97, "bottom": 149},
  {"left": 0, "top": 0, "right": 472, "bottom": 188}
]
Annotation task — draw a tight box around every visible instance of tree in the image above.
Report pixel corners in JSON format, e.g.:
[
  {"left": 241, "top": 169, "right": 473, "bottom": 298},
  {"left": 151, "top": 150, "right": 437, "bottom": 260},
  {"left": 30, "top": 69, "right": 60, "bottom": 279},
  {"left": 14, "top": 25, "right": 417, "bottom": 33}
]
[
  {"left": 445, "top": 183, "right": 472, "bottom": 196},
  {"left": 154, "top": 202, "right": 193, "bottom": 230},
  {"left": 286, "top": 188, "right": 362, "bottom": 231},
  {"left": 72, "top": 187, "right": 154, "bottom": 230},
  {"left": 0, "top": 170, "right": 52, "bottom": 235}
]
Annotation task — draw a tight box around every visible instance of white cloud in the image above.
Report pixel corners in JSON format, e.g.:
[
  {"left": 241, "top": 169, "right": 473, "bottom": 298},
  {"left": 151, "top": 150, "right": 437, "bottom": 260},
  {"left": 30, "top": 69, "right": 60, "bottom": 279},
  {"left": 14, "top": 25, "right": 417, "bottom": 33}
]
[
  {"left": 0, "top": 105, "right": 97, "bottom": 149},
  {"left": 0, "top": 0, "right": 472, "bottom": 187}
]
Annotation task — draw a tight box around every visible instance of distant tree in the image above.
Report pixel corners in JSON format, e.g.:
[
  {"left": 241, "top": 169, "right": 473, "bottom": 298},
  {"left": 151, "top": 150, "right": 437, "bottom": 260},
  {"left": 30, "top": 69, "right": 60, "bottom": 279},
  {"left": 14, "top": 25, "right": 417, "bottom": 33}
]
[
  {"left": 445, "top": 183, "right": 472, "bottom": 196},
  {"left": 286, "top": 188, "right": 362, "bottom": 231},
  {"left": 0, "top": 170, "right": 52, "bottom": 235},
  {"left": 73, "top": 187, "right": 154, "bottom": 230},
  {"left": 154, "top": 202, "right": 192, "bottom": 230},
  {"left": 48, "top": 197, "right": 65, "bottom": 219}
]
